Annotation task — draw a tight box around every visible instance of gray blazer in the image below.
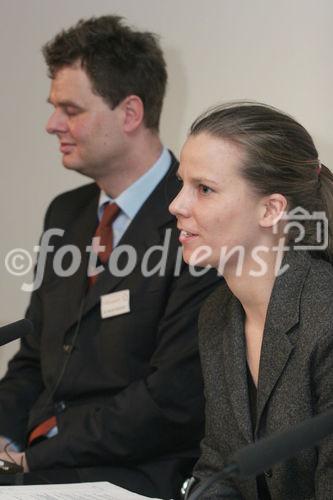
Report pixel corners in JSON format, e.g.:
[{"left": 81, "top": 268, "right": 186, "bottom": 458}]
[{"left": 194, "top": 250, "right": 333, "bottom": 499}]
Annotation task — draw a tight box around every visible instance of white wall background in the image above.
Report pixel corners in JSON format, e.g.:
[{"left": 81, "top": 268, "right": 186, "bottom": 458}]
[{"left": 0, "top": 0, "right": 332, "bottom": 373}]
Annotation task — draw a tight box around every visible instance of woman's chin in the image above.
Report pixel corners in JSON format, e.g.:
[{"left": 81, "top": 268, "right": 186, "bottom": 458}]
[
  {"left": 181, "top": 250, "right": 213, "bottom": 270},
  {"left": 181, "top": 249, "right": 191, "bottom": 265}
]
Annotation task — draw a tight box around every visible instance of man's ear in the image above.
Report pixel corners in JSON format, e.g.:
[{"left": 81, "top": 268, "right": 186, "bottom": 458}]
[
  {"left": 259, "top": 193, "right": 288, "bottom": 228},
  {"left": 119, "top": 95, "right": 144, "bottom": 133}
]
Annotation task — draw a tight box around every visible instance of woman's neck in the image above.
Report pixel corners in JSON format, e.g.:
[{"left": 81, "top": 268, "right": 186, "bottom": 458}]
[
  {"left": 228, "top": 270, "right": 273, "bottom": 387},
  {"left": 224, "top": 249, "right": 281, "bottom": 326},
  {"left": 224, "top": 248, "right": 284, "bottom": 386}
]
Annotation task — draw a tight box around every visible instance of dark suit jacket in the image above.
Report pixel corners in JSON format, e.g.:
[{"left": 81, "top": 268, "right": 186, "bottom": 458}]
[
  {"left": 194, "top": 250, "right": 333, "bottom": 499},
  {"left": 0, "top": 157, "right": 220, "bottom": 496}
]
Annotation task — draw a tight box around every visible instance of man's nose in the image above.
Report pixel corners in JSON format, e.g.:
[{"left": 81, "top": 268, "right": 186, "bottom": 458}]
[{"left": 45, "top": 109, "right": 67, "bottom": 135}]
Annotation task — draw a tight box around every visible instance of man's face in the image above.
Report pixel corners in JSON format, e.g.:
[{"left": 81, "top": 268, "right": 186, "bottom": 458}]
[{"left": 46, "top": 63, "right": 126, "bottom": 180}]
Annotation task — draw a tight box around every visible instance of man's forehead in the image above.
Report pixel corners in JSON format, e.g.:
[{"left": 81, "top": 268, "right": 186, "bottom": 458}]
[
  {"left": 47, "top": 65, "right": 94, "bottom": 103},
  {"left": 51, "top": 64, "right": 89, "bottom": 85}
]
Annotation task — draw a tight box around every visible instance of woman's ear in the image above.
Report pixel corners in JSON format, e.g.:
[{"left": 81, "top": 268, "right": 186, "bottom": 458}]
[
  {"left": 119, "top": 95, "right": 144, "bottom": 133},
  {"left": 259, "top": 193, "right": 288, "bottom": 228}
]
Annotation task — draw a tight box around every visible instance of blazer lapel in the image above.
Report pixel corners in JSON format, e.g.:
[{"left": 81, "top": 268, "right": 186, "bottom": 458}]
[
  {"left": 256, "top": 251, "right": 311, "bottom": 431},
  {"left": 222, "top": 294, "right": 253, "bottom": 443}
]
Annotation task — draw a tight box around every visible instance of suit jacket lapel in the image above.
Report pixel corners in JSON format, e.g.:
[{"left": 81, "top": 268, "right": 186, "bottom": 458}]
[
  {"left": 46, "top": 192, "right": 99, "bottom": 334},
  {"left": 83, "top": 157, "right": 179, "bottom": 316},
  {"left": 256, "top": 251, "right": 311, "bottom": 431}
]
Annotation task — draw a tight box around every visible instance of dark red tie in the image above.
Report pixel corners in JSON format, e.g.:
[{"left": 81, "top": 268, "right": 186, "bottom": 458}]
[{"left": 90, "top": 202, "right": 120, "bottom": 285}]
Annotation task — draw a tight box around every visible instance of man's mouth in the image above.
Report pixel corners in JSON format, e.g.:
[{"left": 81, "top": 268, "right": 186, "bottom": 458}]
[{"left": 60, "top": 143, "right": 76, "bottom": 154}]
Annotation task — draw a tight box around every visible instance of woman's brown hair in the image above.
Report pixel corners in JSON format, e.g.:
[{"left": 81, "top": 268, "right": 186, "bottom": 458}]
[{"left": 190, "top": 102, "right": 333, "bottom": 263}]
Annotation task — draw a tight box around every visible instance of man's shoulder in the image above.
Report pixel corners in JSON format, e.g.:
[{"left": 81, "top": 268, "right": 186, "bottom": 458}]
[
  {"left": 50, "top": 182, "right": 99, "bottom": 210},
  {"left": 44, "top": 182, "right": 99, "bottom": 228}
]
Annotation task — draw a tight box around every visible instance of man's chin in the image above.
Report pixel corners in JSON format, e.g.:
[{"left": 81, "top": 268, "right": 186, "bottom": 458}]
[
  {"left": 62, "top": 156, "right": 77, "bottom": 168},
  {"left": 62, "top": 158, "right": 84, "bottom": 173}
]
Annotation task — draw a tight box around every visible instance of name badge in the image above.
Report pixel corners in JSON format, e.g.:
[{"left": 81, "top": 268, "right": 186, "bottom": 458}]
[{"left": 101, "top": 290, "right": 130, "bottom": 319}]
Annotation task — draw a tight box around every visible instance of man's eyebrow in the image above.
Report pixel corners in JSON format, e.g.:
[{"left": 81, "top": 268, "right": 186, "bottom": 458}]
[{"left": 46, "top": 98, "right": 82, "bottom": 108}]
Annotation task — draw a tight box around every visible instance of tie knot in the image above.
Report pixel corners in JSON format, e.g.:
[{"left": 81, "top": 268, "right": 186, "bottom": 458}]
[{"left": 101, "top": 202, "right": 120, "bottom": 227}]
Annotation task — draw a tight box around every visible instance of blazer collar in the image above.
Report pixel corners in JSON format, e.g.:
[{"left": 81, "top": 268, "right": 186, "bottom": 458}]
[{"left": 256, "top": 250, "right": 312, "bottom": 431}]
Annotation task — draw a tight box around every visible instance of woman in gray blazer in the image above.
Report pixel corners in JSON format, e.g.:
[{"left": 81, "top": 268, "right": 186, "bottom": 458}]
[{"left": 170, "top": 102, "right": 333, "bottom": 499}]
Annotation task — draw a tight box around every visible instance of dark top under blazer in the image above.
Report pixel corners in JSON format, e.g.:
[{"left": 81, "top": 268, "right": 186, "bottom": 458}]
[
  {"left": 194, "top": 250, "right": 333, "bottom": 499},
  {"left": 0, "top": 156, "right": 220, "bottom": 494}
]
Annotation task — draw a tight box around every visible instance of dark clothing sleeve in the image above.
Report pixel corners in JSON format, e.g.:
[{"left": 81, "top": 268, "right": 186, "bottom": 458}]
[{"left": 193, "top": 411, "right": 241, "bottom": 499}]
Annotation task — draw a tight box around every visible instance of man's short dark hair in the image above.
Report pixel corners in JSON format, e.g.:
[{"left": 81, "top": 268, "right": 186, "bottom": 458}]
[{"left": 42, "top": 15, "right": 167, "bottom": 131}]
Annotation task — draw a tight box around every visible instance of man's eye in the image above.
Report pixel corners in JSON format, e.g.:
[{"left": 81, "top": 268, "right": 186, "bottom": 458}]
[
  {"left": 199, "top": 184, "right": 213, "bottom": 194},
  {"left": 65, "top": 107, "right": 80, "bottom": 116}
]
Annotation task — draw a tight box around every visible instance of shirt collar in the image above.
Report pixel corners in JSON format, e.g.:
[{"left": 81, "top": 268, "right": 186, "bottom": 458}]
[{"left": 98, "top": 148, "right": 171, "bottom": 220}]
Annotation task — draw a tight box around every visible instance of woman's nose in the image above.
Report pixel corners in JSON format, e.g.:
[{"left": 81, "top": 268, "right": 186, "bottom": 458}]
[{"left": 169, "top": 188, "right": 190, "bottom": 218}]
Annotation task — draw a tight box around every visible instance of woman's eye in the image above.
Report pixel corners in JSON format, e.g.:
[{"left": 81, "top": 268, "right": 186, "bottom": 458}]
[{"left": 199, "top": 184, "right": 213, "bottom": 194}]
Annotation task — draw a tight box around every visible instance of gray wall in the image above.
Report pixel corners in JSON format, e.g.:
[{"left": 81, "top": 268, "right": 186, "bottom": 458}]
[{"left": 1, "top": 0, "right": 332, "bottom": 373}]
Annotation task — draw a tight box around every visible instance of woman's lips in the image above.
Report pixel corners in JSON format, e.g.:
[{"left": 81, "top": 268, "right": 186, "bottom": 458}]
[{"left": 179, "top": 229, "right": 198, "bottom": 244}]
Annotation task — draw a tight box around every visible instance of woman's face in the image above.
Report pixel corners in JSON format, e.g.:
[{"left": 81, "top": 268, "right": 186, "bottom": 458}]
[{"left": 169, "top": 133, "right": 266, "bottom": 270}]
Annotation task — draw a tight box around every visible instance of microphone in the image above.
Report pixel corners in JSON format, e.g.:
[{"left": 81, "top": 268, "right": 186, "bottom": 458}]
[
  {"left": 0, "top": 319, "right": 34, "bottom": 347},
  {"left": 228, "top": 408, "right": 333, "bottom": 478},
  {"left": 188, "top": 408, "right": 333, "bottom": 499}
]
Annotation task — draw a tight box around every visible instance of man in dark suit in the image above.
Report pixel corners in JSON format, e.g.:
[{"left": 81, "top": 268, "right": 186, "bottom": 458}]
[{"left": 0, "top": 16, "right": 219, "bottom": 498}]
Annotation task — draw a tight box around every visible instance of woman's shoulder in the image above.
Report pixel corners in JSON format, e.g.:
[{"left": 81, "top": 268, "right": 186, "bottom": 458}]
[
  {"left": 198, "top": 280, "right": 233, "bottom": 333},
  {"left": 305, "top": 255, "right": 333, "bottom": 300},
  {"left": 282, "top": 250, "right": 333, "bottom": 302},
  {"left": 298, "top": 255, "right": 333, "bottom": 340},
  {"left": 200, "top": 279, "right": 231, "bottom": 311}
]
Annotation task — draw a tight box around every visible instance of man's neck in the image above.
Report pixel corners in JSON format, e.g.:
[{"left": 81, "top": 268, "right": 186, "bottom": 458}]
[{"left": 96, "top": 132, "right": 164, "bottom": 198}]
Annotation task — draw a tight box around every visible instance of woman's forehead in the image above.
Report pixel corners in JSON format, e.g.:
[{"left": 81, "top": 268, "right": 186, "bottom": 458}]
[{"left": 179, "top": 133, "right": 246, "bottom": 178}]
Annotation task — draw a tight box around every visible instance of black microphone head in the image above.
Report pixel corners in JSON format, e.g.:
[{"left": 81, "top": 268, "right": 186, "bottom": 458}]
[{"left": 0, "top": 319, "right": 34, "bottom": 347}]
